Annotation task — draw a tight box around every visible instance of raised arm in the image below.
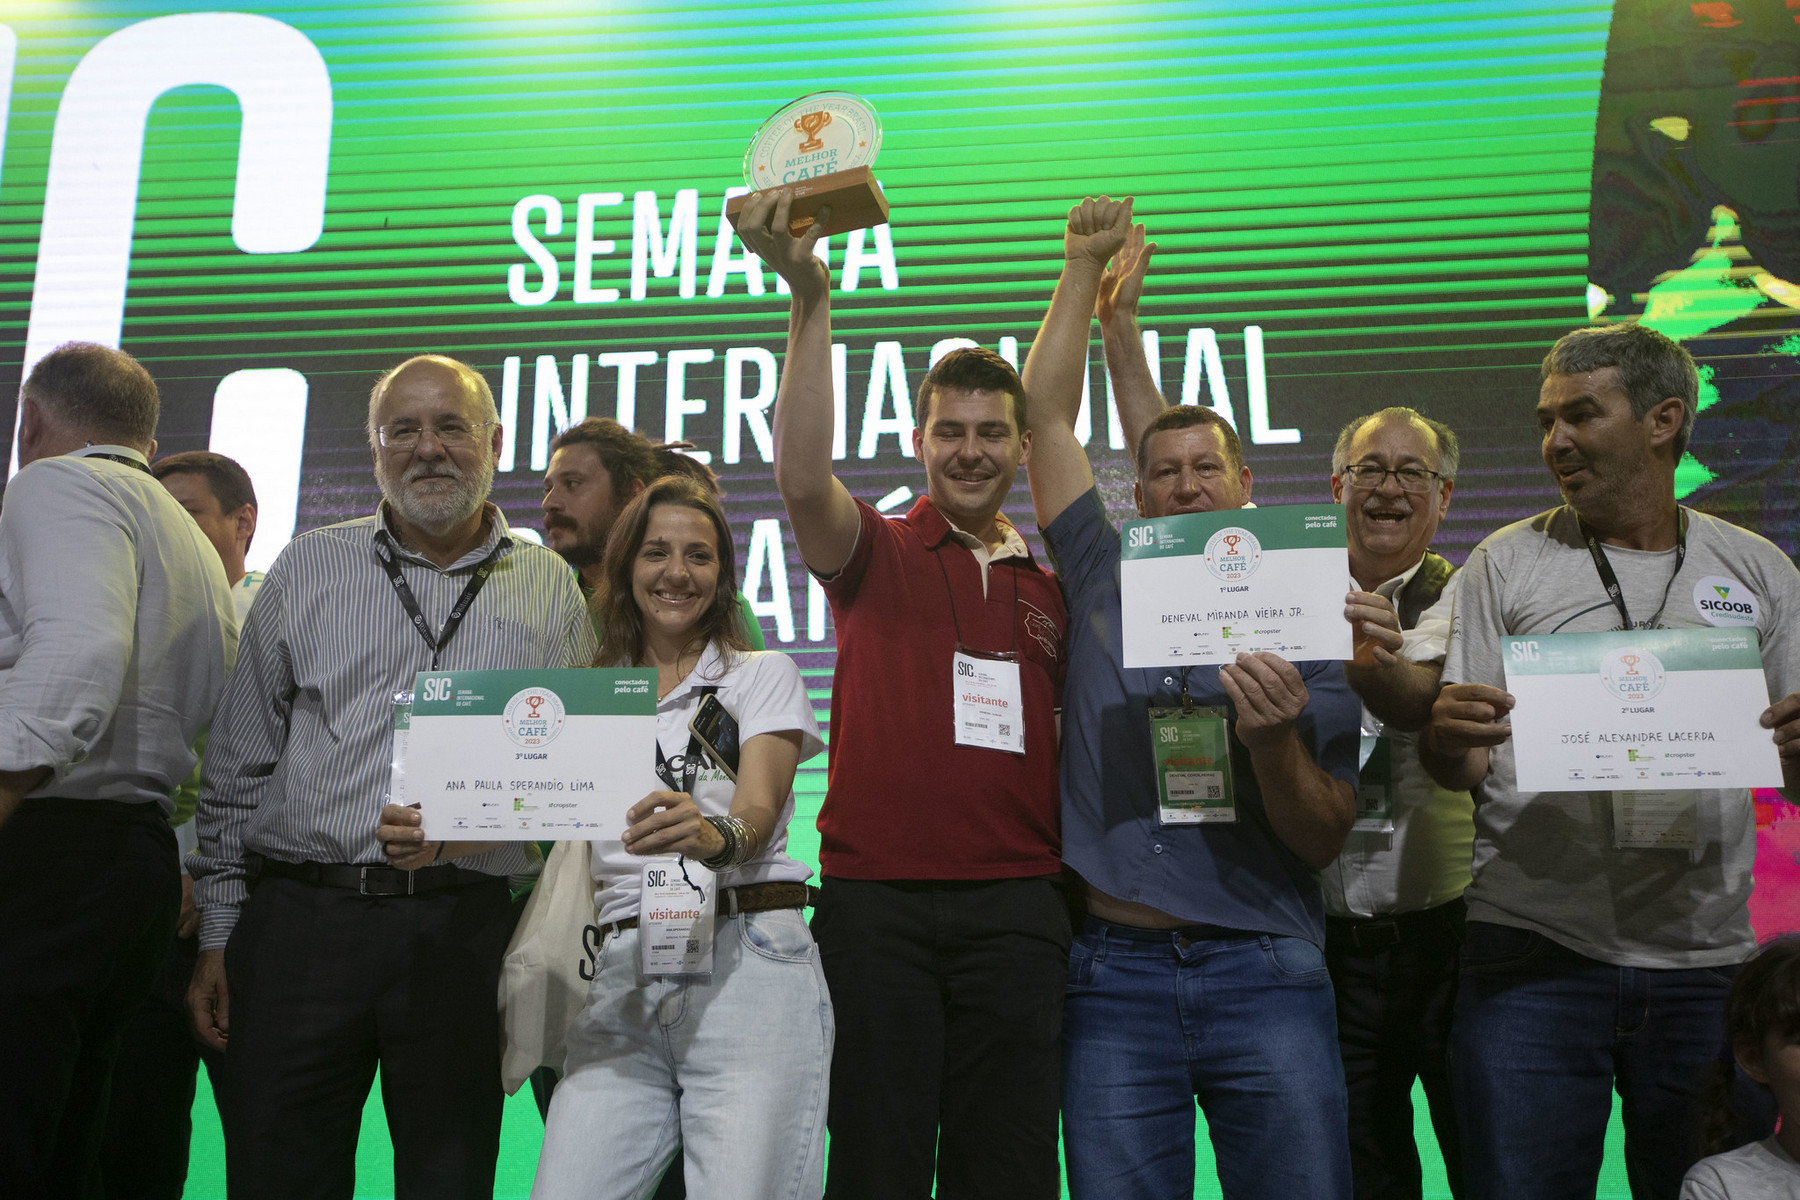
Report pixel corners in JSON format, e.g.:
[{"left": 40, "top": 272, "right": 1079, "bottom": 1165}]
[
  {"left": 1096, "top": 221, "right": 1168, "bottom": 455},
  {"left": 1020, "top": 196, "right": 1133, "bottom": 530},
  {"left": 738, "top": 191, "right": 861, "bottom": 577}
]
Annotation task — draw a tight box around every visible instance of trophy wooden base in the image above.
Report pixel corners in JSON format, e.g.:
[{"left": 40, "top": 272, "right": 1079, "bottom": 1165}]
[{"left": 725, "top": 165, "right": 889, "bottom": 237}]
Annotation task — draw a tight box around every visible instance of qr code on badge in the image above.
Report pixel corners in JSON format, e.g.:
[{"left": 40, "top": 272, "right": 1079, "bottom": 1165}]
[
  {"left": 685, "top": 938, "right": 699, "bottom": 954},
  {"left": 998, "top": 724, "right": 1011, "bottom": 737}
]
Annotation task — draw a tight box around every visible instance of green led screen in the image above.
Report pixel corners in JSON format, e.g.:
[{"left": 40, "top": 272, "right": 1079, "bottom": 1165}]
[{"left": 0, "top": 1, "right": 1793, "bottom": 1192}]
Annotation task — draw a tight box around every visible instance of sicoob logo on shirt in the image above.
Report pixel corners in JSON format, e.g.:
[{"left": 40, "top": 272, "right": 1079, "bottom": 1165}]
[
  {"left": 1203, "top": 528, "right": 1262, "bottom": 582},
  {"left": 1693, "top": 575, "right": 1759, "bottom": 627},
  {"left": 1598, "top": 647, "right": 1667, "bottom": 703},
  {"left": 503, "top": 687, "right": 566, "bottom": 748}
]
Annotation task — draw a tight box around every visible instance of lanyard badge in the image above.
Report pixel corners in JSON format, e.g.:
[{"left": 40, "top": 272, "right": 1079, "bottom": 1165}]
[
  {"left": 1610, "top": 790, "right": 1702, "bottom": 852},
  {"left": 953, "top": 648, "right": 1025, "bottom": 754},
  {"left": 387, "top": 690, "right": 413, "bottom": 807},
  {"left": 638, "top": 857, "right": 716, "bottom": 978},
  {"left": 1353, "top": 734, "right": 1396, "bottom": 834},
  {"left": 1149, "top": 704, "right": 1236, "bottom": 824}
]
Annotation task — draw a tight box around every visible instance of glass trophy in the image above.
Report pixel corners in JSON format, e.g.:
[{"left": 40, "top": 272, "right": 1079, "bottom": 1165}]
[{"left": 725, "top": 91, "right": 889, "bottom": 236}]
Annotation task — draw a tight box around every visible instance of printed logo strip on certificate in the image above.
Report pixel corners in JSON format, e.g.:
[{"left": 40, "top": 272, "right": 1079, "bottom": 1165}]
[
  {"left": 1503, "top": 628, "right": 1782, "bottom": 793},
  {"left": 410, "top": 668, "right": 661, "bottom": 840},
  {"left": 1120, "top": 504, "right": 1354, "bottom": 668}
]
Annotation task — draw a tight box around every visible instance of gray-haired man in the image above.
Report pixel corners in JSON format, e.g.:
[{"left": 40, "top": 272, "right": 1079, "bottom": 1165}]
[
  {"left": 1326, "top": 406, "right": 1472, "bottom": 1199},
  {"left": 188, "top": 355, "right": 595, "bottom": 1199}
]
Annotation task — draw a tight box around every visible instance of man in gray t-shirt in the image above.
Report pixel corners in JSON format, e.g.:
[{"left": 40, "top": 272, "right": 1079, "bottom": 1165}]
[{"left": 1424, "top": 323, "right": 1800, "bottom": 1199}]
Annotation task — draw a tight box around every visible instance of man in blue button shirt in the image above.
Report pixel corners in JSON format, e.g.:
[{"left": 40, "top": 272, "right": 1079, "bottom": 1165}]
[{"left": 1021, "top": 199, "right": 1361, "bottom": 1199}]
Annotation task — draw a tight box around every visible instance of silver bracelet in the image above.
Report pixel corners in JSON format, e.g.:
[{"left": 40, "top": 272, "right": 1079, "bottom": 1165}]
[{"left": 701, "top": 814, "right": 758, "bottom": 870}]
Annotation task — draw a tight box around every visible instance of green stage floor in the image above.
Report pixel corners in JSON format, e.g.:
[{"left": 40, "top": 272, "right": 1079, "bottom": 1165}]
[{"left": 176, "top": 1072, "right": 1633, "bottom": 1197}]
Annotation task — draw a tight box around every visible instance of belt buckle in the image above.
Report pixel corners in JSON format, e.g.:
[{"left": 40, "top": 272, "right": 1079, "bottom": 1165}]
[
  {"left": 1359, "top": 919, "right": 1402, "bottom": 951},
  {"left": 358, "top": 866, "right": 416, "bottom": 897}
]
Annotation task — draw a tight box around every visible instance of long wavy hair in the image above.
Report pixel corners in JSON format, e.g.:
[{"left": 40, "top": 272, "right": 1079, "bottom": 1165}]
[
  {"left": 592, "top": 475, "right": 751, "bottom": 673},
  {"left": 1698, "top": 937, "right": 1800, "bottom": 1155}
]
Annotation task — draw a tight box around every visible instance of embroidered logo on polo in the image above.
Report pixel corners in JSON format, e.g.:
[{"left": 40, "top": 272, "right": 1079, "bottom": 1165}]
[
  {"left": 503, "top": 687, "right": 566, "bottom": 748},
  {"left": 1693, "top": 576, "right": 1758, "bottom": 627},
  {"left": 1020, "top": 600, "right": 1061, "bottom": 661}
]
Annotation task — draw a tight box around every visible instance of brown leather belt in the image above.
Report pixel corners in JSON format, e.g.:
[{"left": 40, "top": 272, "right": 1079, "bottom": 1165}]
[{"left": 597, "top": 880, "right": 815, "bottom": 940}]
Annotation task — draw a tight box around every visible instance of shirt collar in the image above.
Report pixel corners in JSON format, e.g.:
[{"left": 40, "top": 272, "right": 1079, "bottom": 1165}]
[
  {"left": 906, "top": 495, "right": 1033, "bottom": 562},
  {"left": 375, "top": 500, "right": 512, "bottom": 570},
  {"left": 69, "top": 444, "right": 149, "bottom": 466},
  {"left": 1371, "top": 555, "right": 1427, "bottom": 601}
]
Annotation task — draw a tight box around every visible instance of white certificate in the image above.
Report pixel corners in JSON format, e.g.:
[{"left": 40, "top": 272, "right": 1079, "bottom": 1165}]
[
  {"left": 1503, "top": 628, "right": 1782, "bottom": 792},
  {"left": 1120, "top": 504, "right": 1354, "bottom": 667},
  {"left": 408, "top": 668, "right": 662, "bottom": 840}
]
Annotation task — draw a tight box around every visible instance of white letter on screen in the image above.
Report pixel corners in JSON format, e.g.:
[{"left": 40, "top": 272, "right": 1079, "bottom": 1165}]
[
  {"left": 16, "top": 12, "right": 333, "bottom": 474},
  {"left": 210, "top": 368, "right": 307, "bottom": 572}
]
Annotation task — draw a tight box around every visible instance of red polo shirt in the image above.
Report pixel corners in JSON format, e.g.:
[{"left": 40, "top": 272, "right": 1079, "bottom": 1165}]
[{"left": 816, "top": 495, "right": 1067, "bottom": 879}]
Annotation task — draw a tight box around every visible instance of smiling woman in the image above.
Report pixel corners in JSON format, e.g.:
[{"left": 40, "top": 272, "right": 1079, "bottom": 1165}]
[{"left": 534, "top": 474, "right": 830, "bottom": 1200}]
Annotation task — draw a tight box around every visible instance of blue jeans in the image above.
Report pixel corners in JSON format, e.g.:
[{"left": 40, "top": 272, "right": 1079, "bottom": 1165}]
[
  {"left": 1450, "top": 921, "right": 1740, "bottom": 1200},
  {"left": 532, "top": 909, "right": 834, "bottom": 1200},
  {"left": 1061, "top": 919, "right": 1353, "bottom": 1200}
]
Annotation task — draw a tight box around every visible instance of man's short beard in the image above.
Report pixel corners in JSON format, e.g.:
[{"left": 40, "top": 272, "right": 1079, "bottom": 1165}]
[
  {"left": 552, "top": 535, "right": 601, "bottom": 570},
  {"left": 378, "top": 454, "right": 493, "bottom": 536}
]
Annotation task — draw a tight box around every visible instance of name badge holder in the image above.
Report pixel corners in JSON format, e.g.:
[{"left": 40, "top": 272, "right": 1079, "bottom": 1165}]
[
  {"left": 1150, "top": 695, "right": 1236, "bottom": 825},
  {"left": 1610, "top": 790, "right": 1702, "bottom": 853},
  {"left": 376, "top": 532, "right": 503, "bottom": 811},
  {"left": 953, "top": 647, "right": 1025, "bottom": 755},
  {"left": 387, "top": 690, "right": 413, "bottom": 806},
  {"left": 935, "top": 543, "right": 1030, "bottom": 756},
  {"left": 638, "top": 857, "right": 717, "bottom": 979},
  {"left": 1354, "top": 733, "right": 1397, "bottom": 835}
]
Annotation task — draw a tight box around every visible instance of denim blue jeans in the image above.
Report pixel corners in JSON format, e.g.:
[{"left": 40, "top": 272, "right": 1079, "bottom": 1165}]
[
  {"left": 1450, "top": 921, "right": 1741, "bottom": 1200},
  {"left": 532, "top": 909, "right": 833, "bottom": 1200},
  {"left": 1061, "top": 918, "right": 1353, "bottom": 1200}
]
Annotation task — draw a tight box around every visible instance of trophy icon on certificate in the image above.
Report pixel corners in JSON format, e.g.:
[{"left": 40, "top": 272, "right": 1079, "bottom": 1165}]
[{"left": 725, "top": 91, "right": 889, "bottom": 236}]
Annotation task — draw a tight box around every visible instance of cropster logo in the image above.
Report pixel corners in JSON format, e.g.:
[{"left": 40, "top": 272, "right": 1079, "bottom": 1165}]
[
  {"left": 1693, "top": 575, "right": 1758, "bottom": 627},
  {"left": 503, "top": 687, "right": 566, "bottom": 748},
  {"left": 1598, "top": 647, "right": 1667, "bottom": 703},
  {"left": 1203, "top": 527, "right": 1262, "bottom": 582}
]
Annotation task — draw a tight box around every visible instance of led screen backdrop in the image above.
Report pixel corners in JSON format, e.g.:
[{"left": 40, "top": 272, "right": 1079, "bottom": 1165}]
[
  {"left": 0, "top": 1, "right": 1795, "bottom": 884},
  {"left": 0, "top": 1, "right": 1796, "bottom": 1194}
]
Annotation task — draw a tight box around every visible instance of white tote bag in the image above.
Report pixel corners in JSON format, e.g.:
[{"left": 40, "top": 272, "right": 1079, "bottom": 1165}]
[{"left": 497, "top": 839, "right": 599, "bottom": 1094}]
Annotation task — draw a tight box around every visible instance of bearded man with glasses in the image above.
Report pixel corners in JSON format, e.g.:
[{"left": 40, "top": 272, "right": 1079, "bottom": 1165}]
[
  {"left": 187, "top": 354, "right": 594, "bottom": 1200},
  {"left": 1321, "top": 407, "right": 1473, "bottom": 1199}
]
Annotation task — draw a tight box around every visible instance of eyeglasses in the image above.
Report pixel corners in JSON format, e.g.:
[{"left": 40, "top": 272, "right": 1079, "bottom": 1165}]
[
  {"left": 377, "top": 420, "right": 496, "bottom": 451},
  {"left": 1340, "top": 464, "right": 1446, "bottom": 493}
]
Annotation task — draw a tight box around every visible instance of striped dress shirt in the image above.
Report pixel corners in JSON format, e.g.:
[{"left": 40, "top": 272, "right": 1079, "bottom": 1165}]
[{"left": 191, "top": 504, "right": 596, "bottom": 950}]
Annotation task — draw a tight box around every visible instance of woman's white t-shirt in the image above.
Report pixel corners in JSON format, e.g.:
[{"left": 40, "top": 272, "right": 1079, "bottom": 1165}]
[{"left": 591, "top": 643, "right": 824, "bottom": 926}]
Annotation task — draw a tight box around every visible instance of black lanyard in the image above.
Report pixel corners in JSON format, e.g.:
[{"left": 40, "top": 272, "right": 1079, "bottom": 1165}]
[
  {"left": 935, "top": 540, "right": 1020, "bottom": 660},
  {"left": 85, "top": 452, "right": 151, "bottom": 475},
  {"left": 654, "top": 687, "right": 720, "bottom": 794},
  {"left": 374, "top": 531, "right": 505, "bottom": 670},
  {"left": 1579, "top": 509, "right": 1687, "bottom": 631}
]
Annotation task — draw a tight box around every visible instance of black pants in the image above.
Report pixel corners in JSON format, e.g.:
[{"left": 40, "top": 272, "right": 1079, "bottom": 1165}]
[
  {"left": 221, "top": 874, "right": 518, "bottom": 1200},
  {"left": 0, "top": 798, "right": 180, "bottom": 1200},
  {"left": 1326, "top": 897, "right": 1467, "bottom": 1200},
  {"left": 811, "top": 876, "right": 1070, "bottom": 1200},
  {"left": 97, "top": 930, "right": 227, "bottom": 1200}
]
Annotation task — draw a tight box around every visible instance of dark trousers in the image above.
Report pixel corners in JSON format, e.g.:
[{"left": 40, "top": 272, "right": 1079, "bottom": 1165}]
[
  {"left": 811, "top": 876, "right": 1070, "bottom": 1200},
  {"left": 221, "top": 873, "right": 518, "bottom": 1200},
  {"left": 1326, "top": 898, "right": 1466, "bottom": 1200},
  {"left": 98, "top": 931, "right": 227, "bottom": 1200},
  {"left": 0, "top": 798, "right": 180, "bottom": 1200}
]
